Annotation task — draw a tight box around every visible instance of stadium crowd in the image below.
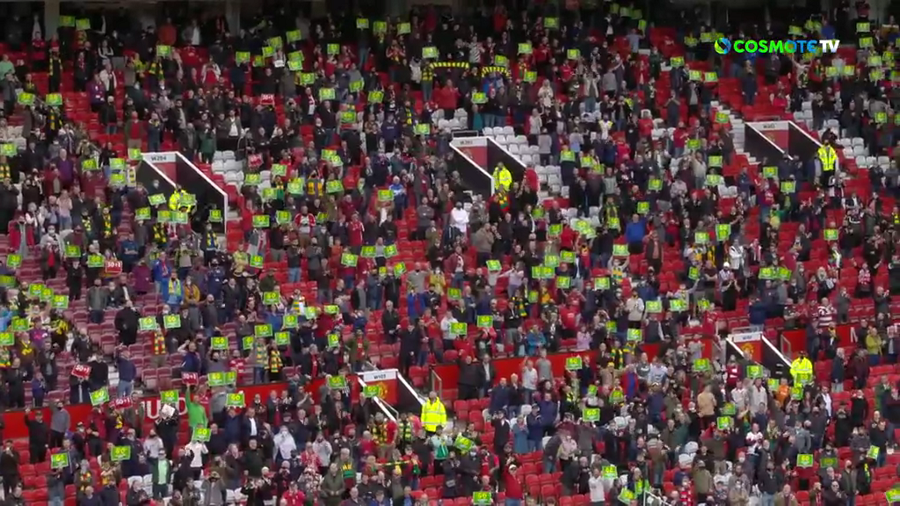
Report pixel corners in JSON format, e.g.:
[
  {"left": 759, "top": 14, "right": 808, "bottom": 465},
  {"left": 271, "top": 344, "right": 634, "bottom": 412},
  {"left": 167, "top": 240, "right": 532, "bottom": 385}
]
[{"left": 0, "top": 1, "right": 899, "bottom": 506}]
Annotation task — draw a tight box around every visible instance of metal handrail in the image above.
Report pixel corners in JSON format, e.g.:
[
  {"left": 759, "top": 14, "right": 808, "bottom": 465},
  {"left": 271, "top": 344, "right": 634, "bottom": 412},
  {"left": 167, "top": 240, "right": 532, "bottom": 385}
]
[
  {"left": 429, "top": 367, "right": 443, "bottom": 396},
  {"left": 713, "top": 338, "right": 725, "bottom": 367},
  {"left": 778, "top": 334, "right": 793, "bottom": 361},
  {"left": 374, "top": 396, "right": 399, "bottom": 420},
  {"left": 357, "top": 376, "right": 398, "bottom": 422}
]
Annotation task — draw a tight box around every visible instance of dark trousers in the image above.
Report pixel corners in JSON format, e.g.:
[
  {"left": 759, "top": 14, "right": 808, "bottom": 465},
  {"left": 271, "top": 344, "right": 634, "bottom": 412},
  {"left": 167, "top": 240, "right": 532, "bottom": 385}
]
[
  {"left": 29, "top": 445, "right": 46, "bottom": 463},
  {"left": 89, "top": 309, "right": 105, "bottom": 323},
  {"left": 1, "top": 473, "right": 18, "bottom": 495},
  {"left": 50, "top": 430, "right": 65, "bottom": 449},
  {"left": 459, "top": 384, "right": 478, "bottom": 400}
]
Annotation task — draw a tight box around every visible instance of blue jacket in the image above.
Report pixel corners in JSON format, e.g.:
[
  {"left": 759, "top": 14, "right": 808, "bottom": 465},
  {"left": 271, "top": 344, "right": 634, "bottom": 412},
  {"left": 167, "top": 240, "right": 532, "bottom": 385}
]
[
  {"left": 266, "top": 311, "right": 283, "bottom": 332},
  {"left": 512, "top": 423, "right": 529, "bottom": 454},
  {"left": 624, "top": 220, "right": 646, "bottom": 244},
  {"left": 831, "top": 357, "right": 845, "bottom": 382},
  {"left": 161, "top": 279, "right": 184, "bottom": 306},
  {"left": 647, "top": 391, "right": 665, "bottom": 419},
  {"left": 489, "top": 385, "right": 510, "bottom": 413},
  {"left": 748, "top": 300, "right": 768, "bottom": 325},
  {"left": 151, "top": 260, "right": 171, "bottom": 283},
  {"left": 223, "top": 414, "right": 242, "bottom": 445},
  {"left": 182, "top": 351, "right": 200, "bottom": 373},
  {"left": 117, "top": 357, "right": 137, "bottom": 382},
  {"left": 352, "top": 315, "right": 368, "bottom": 333},
  {"left": 206, "top": 267, "right": 225, "bottom": 299},
  {"left": 537, "top": 400, "right": 557, "bottom": 427},
  {"left": 602, "top": 142, "right": 617, "bottom": 167},
  {"left": 406, "top": 292, "right": 419, "bottom": 320},
  {"left": 637, "top": 283, "right": 657, "bottom": 302},
  {"left": 526, "top": 414, "right": 544, "bottom": 440},
  {"left": 624, "top": 371, "right": 638, "bottom": 398},
  {"left": 118, "top": 240, "right": 139, "bottom": 264},
  {"left": 526, "top": 331, "right": 545, "bottom": 355},
  {"left": 0, "top": 307, "right": 11, "bottom": 331}
]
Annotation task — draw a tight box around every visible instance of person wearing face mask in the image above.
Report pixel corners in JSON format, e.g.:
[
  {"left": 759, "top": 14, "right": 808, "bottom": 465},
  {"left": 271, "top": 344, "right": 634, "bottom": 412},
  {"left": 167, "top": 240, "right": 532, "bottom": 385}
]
[
  {"left": 163, "top": 271, "right": 184, "bottom": 312},
  {"left": 454, "top": 446, "right": 478, "bottom": 497},
  {"left": 274, "top": 424, "right": 298, "bottom": 465},
  {"left": 10, "top": 213, "right": 35, "bottom": 259},
  {"left": 758, "top": 463, "right": 779, "bottom": 506}
]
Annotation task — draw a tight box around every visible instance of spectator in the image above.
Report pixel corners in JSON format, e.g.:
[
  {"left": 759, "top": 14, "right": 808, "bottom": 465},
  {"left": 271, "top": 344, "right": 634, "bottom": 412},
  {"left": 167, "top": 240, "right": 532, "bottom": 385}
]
[{"left": 0, "top": 5, "right": 897, "bottom": 506}]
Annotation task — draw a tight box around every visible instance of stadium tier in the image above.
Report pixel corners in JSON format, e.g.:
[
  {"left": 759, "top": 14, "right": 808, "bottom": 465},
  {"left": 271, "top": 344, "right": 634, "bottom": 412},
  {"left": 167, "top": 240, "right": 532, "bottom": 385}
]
[{"left": 0, "top": 2, "right": 899, "bottom": 506}]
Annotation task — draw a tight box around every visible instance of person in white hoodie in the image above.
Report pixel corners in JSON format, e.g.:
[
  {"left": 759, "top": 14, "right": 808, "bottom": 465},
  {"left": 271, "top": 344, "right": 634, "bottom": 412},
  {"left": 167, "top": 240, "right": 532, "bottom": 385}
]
[
  {"left": 588, "top": 466, "right": 606, "bottom": 505},
  {"left": 748, "top": 378, "right": 768, "bottom": 416},
  {"left": 273, "top": 425, "right": 297, "bottom": 463},
  {"left": 185, "top": 439, "right": 208, "bottom": 479},
  {"left": 450, "top": 201, "right": 469, "bottom": 235}
]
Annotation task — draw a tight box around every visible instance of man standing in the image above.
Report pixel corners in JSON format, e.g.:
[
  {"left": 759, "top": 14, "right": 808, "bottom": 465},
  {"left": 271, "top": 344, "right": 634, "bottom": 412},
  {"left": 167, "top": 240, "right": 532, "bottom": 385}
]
[
  {"left": 421, "top": 391, "right": 447, "bottom": 436},
  {"left": 49, "top": 401, "right": 70, "bottom": 448},
  {"left": 23, "top": 407, "right": 49, "bottom": 463}
]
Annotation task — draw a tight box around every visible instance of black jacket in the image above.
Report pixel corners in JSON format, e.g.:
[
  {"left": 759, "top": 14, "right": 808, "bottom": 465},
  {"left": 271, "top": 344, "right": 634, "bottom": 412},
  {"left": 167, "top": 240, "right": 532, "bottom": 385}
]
[
  {"left": 24, "top": 414, "right": 48, "bottom": 449},
  {"left": 0, "top": 448, "right": 19, "bottom": 477}
]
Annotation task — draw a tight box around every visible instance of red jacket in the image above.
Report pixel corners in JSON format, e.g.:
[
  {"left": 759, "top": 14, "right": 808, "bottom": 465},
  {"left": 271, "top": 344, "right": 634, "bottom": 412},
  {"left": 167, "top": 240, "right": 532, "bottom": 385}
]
[
  {"left": 8, "top": 221, "right": 35, "bottom": 250},
  {"left": 241, "top": 207, "right": 253, "bottom": 233},
  {"left": 443, "top": 253, "right": 464, "bottom": 275},
  {"left": 80, "top": 172, "right": 105, "bottom": 200},
  {"left": 504, "top": 469, "right": 524, "bottom": 499},
  {"left": 43, "top": 169, "right": 62, "bottom": 196},
  {"left": 436, "top": 86, "right": 458, "bottom": 111},
  {"left": 281, "top": 490, "right": 305, "bottom": 506}
]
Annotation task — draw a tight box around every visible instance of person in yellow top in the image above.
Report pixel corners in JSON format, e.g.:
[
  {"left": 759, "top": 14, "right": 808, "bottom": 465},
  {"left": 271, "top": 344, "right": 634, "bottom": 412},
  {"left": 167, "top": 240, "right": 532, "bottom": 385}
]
[
  {"left": 168, "top": 187, "right": 184, "bottom": 211},
  {"left": 421, "top": 390, "right": 447, "bottom": 435},
  {"left": 864, "top": 327, "right": 883, "bottom": 358},
  {"left": 167, "top": 185, "right": 195, "bottom": 212},
  {"left": 183, "top": 277, "right": 201, "bottom": 304},
  {"left": 492, "top": 163, "right": 512, "bottom": 194},
  {"left": 817, "top": 140, "right": 838, "bottom": 186},
  {"left": 790, "top": 351, "right": 813, "bottom": 384}
]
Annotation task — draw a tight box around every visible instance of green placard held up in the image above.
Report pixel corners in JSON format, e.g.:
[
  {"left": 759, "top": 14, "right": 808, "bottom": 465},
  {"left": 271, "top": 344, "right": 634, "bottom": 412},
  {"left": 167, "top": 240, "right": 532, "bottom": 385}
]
[
  {"left": 51, "top": 452, "right": 70, "bottom": 469},
  {"left": 111, "top": 446, "right": 132, "bottom": 462},
  {"left": 472, "top": 492, "right": 492, "bottom": 505},
  {"left": 565, "top": 356, "right": 583, "bottom": 370},
  {"left": 160, "top": 390, "right": 179, "bottom": 404},
  {"left": 226, "top": 393, "right": 245, "bottom": 407}
]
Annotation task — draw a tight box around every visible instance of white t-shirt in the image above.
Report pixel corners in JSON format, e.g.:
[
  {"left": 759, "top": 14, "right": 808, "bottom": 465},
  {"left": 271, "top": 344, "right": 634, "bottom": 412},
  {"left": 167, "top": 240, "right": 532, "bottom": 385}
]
[
  {"left": 589, "top": 476, "right": 606, "bottom": 502},
  {"left": 728, "top": 245, "right": 744, "bottom": 270},
  {"left": 440, "top": 315, "right": 456, "bottom": 340},
  {"left": 274, "top": 431, "right": 297, "bottom": 461},
  {"left": 451, "top": 208, "right": 469, "bottom": 235},
  {"left": 521, "top": 367, "right": 537, "bottom": 390},
  {"left": 186, "top": 441, "right": 207, "bottom": 468},
  {"left": 745, "top": 430, "right": 763, "bottom": 453}
]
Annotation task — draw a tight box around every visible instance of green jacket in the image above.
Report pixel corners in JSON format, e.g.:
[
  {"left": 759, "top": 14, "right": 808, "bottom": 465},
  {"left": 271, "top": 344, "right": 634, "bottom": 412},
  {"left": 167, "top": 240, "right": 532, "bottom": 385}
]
[
  {"left": 875, "top": 383, "right": 891, "bottom": 412},
  {"left": 186, "top": 392, "right": 208, "bottom": 434},
  {"left": 199, "top": 131, "right": 216, "bottom": 155}
]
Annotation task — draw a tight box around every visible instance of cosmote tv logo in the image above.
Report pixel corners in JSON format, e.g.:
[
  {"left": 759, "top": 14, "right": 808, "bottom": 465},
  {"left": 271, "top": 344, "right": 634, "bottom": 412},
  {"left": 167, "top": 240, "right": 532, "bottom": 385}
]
[{"left": 715, "top": 38, "right": 840, "bottom": 55}]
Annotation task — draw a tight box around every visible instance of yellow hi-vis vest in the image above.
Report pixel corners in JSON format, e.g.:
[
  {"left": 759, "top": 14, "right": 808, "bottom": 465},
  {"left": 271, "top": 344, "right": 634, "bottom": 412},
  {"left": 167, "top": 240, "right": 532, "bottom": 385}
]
[
  {"left": 421, "top": 398, "right": 447, "bottom": 431},
  {"left": 493, "top": 166, "right": 512, "bottom": 193},
  {"left": 168, "top": 279, "right": 182, "bottom": 298},
  {"left": 818, "top": 145, "right": 837, "bottom": 172},
  {"left": 168, "top": 191, "right": 183, "bottom": 211},
  {"left": 790, "top": 357, "right": 813, "bottom": 383}
]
